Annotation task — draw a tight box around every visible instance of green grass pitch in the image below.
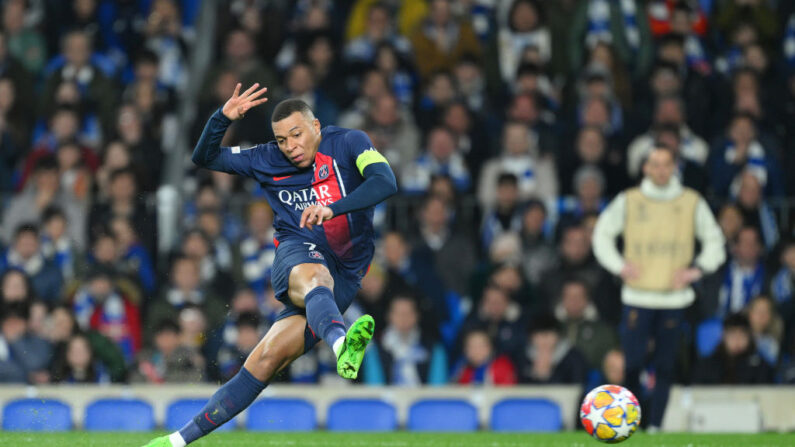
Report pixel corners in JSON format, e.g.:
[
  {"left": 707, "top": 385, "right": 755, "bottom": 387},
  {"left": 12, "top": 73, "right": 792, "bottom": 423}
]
[{"left": 1, "top": 432, "right": 795, "bottom": 447}]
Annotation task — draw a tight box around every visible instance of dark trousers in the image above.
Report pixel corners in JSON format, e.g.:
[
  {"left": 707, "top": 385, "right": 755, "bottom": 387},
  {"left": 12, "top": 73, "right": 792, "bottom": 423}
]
[{"left": 620, "top": 304, "right": 684, "bottom": 428}]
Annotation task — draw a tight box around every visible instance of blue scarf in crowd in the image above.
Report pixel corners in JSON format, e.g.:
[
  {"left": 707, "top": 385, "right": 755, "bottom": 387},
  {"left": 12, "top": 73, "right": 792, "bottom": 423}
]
[{"left": 586, "top": 0, "right": 640, "bottom": 52}]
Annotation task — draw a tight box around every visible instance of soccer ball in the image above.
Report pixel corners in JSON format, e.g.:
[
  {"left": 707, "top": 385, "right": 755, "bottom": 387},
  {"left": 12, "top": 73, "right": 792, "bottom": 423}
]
[{"left": 580, "top": 384, "right": 641, "bottom": 443}]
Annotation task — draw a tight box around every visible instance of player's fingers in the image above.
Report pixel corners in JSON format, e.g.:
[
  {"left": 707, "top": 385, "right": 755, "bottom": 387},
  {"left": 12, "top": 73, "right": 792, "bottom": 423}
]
[
  {"left": 232, "top": 83, "right": 241, "bottom": 98},
  {"left": 251, "top": 98, "right": 269, "bottom": 107},
  {"left": 300, "top": 208, "right": 309, "bottom": 228},
  {"left": 241, "top": 83, "right": 260, "bottom": 98},
  {"left": 249, "top": 86, "right": 268, "bottom": 100}
]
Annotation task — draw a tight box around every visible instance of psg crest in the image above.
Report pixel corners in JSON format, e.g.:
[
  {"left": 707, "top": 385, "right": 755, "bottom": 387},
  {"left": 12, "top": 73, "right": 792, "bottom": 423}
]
[
  {"left": 318, "top": 164, "right": 329, "bottom": 179},
  {"left": 309, "top": 250, "right": 324, "bottom": 260}
]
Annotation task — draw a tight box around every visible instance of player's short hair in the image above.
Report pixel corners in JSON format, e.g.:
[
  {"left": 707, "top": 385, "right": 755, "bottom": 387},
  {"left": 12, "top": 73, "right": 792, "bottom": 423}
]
[{"left": 271, "top": 98, "right": 316, "bottom": 123}]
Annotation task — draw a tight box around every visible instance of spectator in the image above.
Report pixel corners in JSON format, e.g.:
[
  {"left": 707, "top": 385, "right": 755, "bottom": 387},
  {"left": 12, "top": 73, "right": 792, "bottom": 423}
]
[
  {"left": 653, "top": 123, "right": 709, "bottom": 194},
  {"left": 517, "top": 314, "right": 588, "bottom": 385},
  {"left": 539, "top": 225, "right": 616, "bottom": 323},
  {"left": 0, "top": 268, "right": 34, "bottom": 305},
  {"left": 87, "top": 167, "right": 157, "bottom": 257},
  {"left": 142, "top": 0, "right": 189, "bottom": 90},
  {"left": 3, "top": 156, "right": 87, "bottom": 250},
  {"left": 360, "top": 92, "right": 420, "bottom": 177},
  {"left": 132, "top": 319, "right": 204, "bottom": 383},
  {"left": 709, "top": 226, "right": 766, "bottom": 318},
  {"left": 373, "top": 42, "right": 417, "bottom": 107},
  {"left": 481, "top": 173, "right": 524, "bottom": 250},
  {"left": 0, "top": 224, "right": 63, "bottom": 303},
  {"left": 453, "top": 329, "right": 517, "bottom": 385},
  {"left": 71, "top": 267, "right": 141, "bottom": 363},
  {"left": 694, "top": 313, "right": 774, "bottom": 384},
  {"left": 410, "top": 196, "right": 476, "bottom": 299},
  {"left": 770, "top": 240, "right": 795, "bottom": 328},
  {"left": 114, "top": 104, "right": 163, "bottom": 193},
  {"left": 415, "top": 70, "right": 456, "bottom": 132},
  {"left": 0, "top": 77, "right": 28, "bottom": 193},
  {"left": 627, "top": 96, "right": 709, "bottom": 180},
  {"left": 147, "top": 256, "right": 227, "bottom": 339},
  {"left": 601, "top": 348, "right": 625, "bottom": 385},
  {"left": 346, "top": 0, "right": 427, "bottom": 42},
  {"left": 709, "top": 113, "right": 784, "bottom": 199},
  {"left": 569, "top": 0, "right": 653, "bottom": 78},
  {"left": 94, "top": 141, "right": 132, "bottom": 200},
  {"left": 715, "top": 0, "right": 778, "bottom": 48},
  {"left": 559, "top": 125, "right": 626, "bottom": 197},
  {"left": 216, "top": 312, "right": 261, "bottom": 382},
  {"left": 520, "top": 200, "right": 558, "bottom": 287},
  {"left": 40, "top": 206, "right": 76, "bottom": 281},
  {"left": 51, "top": 333, "right": 109, "bottom": 384},
  {"left": 240, "top": 201, "right": 276, "bottom": 296},
  {"left": 550, "top": 165, "right": 607, "bottom": 236},
  {"left": 478, "top": 121, "right": 558, "bottom": 207},
  {"left": 401, "top": 127, "right": 471, "bottom": 194},
  {"left": 281, "top": 62, "right": 338, "bottom": 126},
  {"left": 344, "top": 2, "right": 412, "bottom": 65},
  {"left": 2, "top": 0, "right": 46, "bottom": 74},
  {"left": 196, "top": 209, "right": 234, "bottom": 274},
  {"left": 440, "top": 101, "right": 490, "bottom": 180},
  {"left": 46, "top": 304, "right": 126, "bottom": 383},
  {"left": 41, "top": 30, "right": 116, "bottom": 136},
  {"left": 338, "top": 68, "right": 391, "bottom": 129},
  {"left": 110, "top": 216, "right": 156, "bottom": 296},
  {"left": 368, "top": 294, "right": 447, "bottom": 385},
  {"left": 746, "top": 295, "right": 782, "bottom": 367},
  {"left": 554, "top": 279, "right": 618, "bottom": 370},
  {"left": 733, "top": 171, "right": 779, "bottom": 250},
  {"left": 497, "top": 0, "right": 551, "bottom": 84},
  {"left": 181, "top": 229, "right": 235, "bottom": 296},
  {"left": 409, "top": 0, "right": 481, "bottom": 80},
  {"left": 0, "top": 302, "right": 52, "bottom": 383},
  {"left": 461, "top": 285, "right": 526, "bottom": 358}
]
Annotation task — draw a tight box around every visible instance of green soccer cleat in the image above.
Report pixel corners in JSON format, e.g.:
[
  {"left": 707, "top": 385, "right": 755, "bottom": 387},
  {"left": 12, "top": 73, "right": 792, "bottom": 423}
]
[
  {"left": 142, "top": 435, "right": 172, "bottom": 447},
  {"left": 336, "top": 314, "right": 375, "bottom": 379}
]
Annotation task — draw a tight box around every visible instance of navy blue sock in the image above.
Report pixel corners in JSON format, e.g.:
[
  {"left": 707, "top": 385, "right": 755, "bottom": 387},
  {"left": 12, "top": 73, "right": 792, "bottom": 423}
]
[
  {"left": 179, "top": 368, "right": 267, "bottom": 444},
  {"left": 304, "top": 286, "right": 346, "bottom": 350}
]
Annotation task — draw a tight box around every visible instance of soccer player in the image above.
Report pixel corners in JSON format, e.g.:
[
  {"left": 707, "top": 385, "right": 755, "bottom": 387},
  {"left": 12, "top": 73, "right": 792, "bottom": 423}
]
[{"left": 144, "top": 83, "right": 397, "bottom": 447}]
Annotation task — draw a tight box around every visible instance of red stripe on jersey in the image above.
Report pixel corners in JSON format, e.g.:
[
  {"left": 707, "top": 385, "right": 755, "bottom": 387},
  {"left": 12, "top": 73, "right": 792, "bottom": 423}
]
[{"left": 313, "top": 152, "right": 352, "bottom": 259}]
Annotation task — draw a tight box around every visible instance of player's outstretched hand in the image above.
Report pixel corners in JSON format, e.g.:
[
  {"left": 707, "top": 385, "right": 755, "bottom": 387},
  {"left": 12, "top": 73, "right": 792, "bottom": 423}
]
[
  {"left": 300, "top": 205, "right": 334, "bottom": 230},
  {"left": 222, "top": 82, "right": 269, "bottom": 121}
]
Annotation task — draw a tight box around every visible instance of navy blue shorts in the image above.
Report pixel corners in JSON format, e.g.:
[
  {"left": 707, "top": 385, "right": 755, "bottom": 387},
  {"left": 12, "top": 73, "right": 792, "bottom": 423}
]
[{"left": 270, "top": 238, "right": 365, "bottom": 353}]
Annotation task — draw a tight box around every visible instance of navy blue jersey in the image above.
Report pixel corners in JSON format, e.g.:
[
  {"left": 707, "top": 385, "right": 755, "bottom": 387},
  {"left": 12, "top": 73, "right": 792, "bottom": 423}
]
[{"left": 195, "top": 110, "right": 393, "bottom": 276}]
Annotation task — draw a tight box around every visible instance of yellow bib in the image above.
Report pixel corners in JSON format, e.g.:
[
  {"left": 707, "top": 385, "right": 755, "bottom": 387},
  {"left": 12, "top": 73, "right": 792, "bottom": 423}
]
[{"left": 623, "top": 187, "right": 699, "bottom": 291}]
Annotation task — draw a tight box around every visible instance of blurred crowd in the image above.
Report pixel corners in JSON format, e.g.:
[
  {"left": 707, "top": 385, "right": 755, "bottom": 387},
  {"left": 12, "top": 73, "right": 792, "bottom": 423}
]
[{"left": 1, "top": 0, "right": 795, "bottom": 397}]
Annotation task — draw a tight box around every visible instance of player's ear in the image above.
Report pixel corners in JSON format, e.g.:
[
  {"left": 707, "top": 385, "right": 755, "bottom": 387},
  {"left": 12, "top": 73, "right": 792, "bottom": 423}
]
[{"left": 313, "top": 118, "right": 321, "bottom": 134}]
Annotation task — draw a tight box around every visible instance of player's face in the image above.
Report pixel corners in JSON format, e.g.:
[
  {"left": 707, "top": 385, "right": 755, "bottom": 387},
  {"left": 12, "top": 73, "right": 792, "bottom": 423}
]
[{"left": 273, "top": 111, "right": 322, "bottom": 169}]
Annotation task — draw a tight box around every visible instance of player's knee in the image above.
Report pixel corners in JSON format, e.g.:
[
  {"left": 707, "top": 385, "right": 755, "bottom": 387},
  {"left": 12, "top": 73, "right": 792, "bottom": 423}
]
[{"left": 303, "top": 264, "right": 334, "bottom": 290}]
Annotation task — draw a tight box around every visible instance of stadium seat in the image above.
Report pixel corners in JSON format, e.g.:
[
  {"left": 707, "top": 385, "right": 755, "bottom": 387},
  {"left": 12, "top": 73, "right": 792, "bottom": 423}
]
[
  {"left": 84, "top": 398, "right": 154, "bottom": 431},
  {"left": 2, "top": 398, "right": 72, "bottom": 431},
  {"left": 326, "top": 399, "right": 396, "bottom": 431},
  {"left": 490, "top": 398, "right": 562, "bottom": 432},
  {"left": 697, "top": 318, "right": 723, "bottom": 357},
  {"left": 408, "top": 399, "right": 478, "bottom": 431},
  {"left": 165, "top": 399, "right": 234, "bottom": 432},
  {"left": 246, "top": 398, "right": 317, "bottom": 431}
]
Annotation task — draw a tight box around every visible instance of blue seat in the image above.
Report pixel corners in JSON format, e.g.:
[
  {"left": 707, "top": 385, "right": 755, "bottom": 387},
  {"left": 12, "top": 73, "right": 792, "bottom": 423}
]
[
  {"left": 408, "top": 399, "right": 478, "bottom": 432},
  {"left": 326, "top": 399, "right": 396, "bottom": 431},
  {"left": 246, "top": 398, "right": 316, "bottom": 431},
  {"left": 165, "top": 399, "right": 234, "bottom": 432},
  {"left": 2, "top": 398, "right": 72, "bottom": 431},
  {"left": 84, "top": 398, "right": 154, "bottom": 431},
  {"left": 490, "top": 398, "right": 562, "bottom": 432},
  {"left": 697, "top": 318, "right": 723, "bottom": 357}
]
